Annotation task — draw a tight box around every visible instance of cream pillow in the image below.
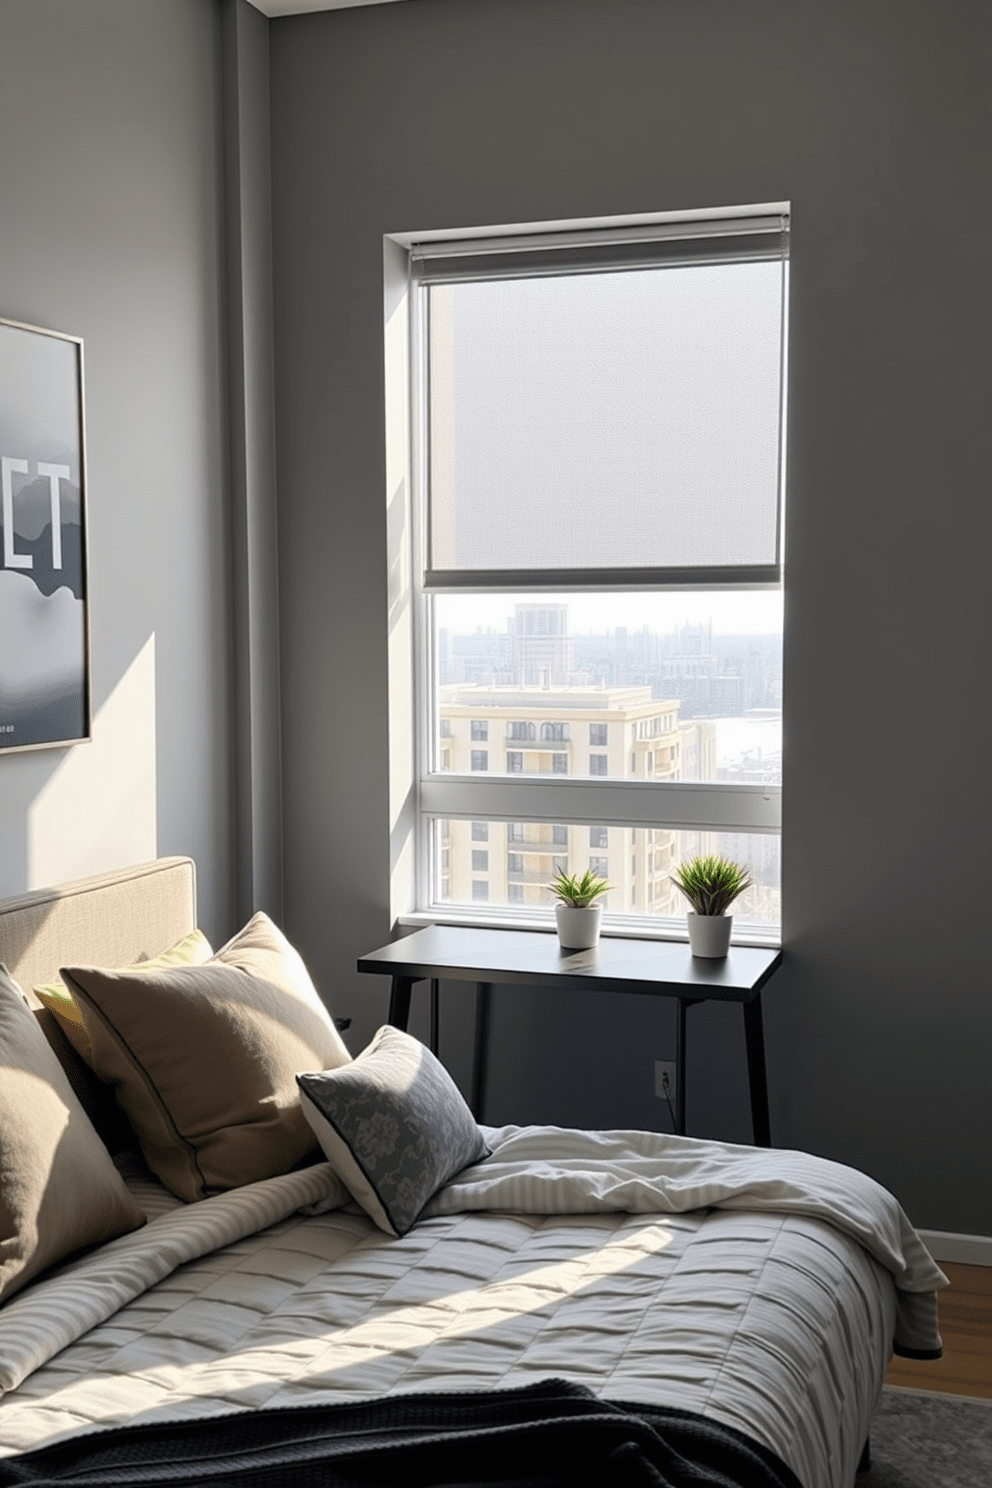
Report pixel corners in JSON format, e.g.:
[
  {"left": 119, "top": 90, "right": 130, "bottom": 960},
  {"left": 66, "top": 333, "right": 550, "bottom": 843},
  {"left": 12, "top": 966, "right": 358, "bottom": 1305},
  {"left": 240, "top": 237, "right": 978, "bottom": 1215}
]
[
  {"left": 0, "top": 965, "right": 146, "bottom": 1306},
  {"left": 36, "top": 927, "right": 214, "bottom": 1060},
  {"left": 62, "top": 913, "right": 352, "bottom": 1202}
]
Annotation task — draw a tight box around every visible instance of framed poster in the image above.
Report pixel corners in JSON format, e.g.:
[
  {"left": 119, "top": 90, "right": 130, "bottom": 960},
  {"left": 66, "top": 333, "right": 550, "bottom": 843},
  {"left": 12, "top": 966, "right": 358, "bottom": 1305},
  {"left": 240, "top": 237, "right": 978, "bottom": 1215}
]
[{"left": 0, "top": 316, "right": 90, "bottom": 753}]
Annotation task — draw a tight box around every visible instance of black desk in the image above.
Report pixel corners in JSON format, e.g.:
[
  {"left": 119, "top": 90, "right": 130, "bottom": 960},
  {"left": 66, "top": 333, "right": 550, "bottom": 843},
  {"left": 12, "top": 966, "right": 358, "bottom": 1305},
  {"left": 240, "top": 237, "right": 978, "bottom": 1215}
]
[{"left": 357, "top": 926, "right": 781, "bottom": 1145}]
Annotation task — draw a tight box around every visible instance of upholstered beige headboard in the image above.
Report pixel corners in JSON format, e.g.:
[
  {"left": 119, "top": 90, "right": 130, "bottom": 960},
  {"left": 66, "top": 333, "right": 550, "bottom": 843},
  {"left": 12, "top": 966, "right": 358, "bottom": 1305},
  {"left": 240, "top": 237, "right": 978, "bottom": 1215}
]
[
  {"left": 0, "top": 857, "right": 197, "bottom": 1003},
  {"left": 0, "top": 857, "right": 198, "bottom": 1150}
]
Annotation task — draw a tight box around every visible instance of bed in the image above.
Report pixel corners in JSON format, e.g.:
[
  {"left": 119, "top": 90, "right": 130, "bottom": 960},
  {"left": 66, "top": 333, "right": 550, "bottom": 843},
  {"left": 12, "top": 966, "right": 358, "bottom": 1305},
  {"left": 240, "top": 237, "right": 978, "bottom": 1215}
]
[{"left": 0, "top": 857, "right": 946, "bottom": 1487}]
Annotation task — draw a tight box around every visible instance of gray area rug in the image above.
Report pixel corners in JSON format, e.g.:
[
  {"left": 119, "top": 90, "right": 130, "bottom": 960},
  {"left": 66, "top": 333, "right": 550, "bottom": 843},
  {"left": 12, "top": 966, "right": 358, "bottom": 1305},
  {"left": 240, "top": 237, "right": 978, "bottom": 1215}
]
[{"left": 859, "top": 1388, "right": 992, "bottom": 1488}]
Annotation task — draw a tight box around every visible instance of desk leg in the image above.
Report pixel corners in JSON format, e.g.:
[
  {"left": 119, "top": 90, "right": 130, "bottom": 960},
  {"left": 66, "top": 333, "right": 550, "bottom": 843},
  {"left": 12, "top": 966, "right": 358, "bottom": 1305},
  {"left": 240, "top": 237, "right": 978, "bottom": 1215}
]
[
  {"left": 743, "top": 993, "right": 772, "bottom": 1147},
  {"left": 471, "top": 982, "right": 492, "bottom": 1122},
  {"left": 675, "top": 999, "right": 688, "bottom": 1136},
  {"left": 388, "top": 976, "right": 414, "bottom": 1032},
  {"left": 429, "top": 978, "right": 440, "bottom": 1056}
]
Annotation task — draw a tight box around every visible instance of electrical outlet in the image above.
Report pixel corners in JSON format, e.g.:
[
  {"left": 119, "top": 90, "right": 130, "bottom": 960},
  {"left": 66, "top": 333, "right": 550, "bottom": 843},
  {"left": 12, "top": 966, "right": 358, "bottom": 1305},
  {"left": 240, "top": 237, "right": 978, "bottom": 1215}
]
[{"left": 654, "top": 1060, "right": 677, "bottom": 1102}]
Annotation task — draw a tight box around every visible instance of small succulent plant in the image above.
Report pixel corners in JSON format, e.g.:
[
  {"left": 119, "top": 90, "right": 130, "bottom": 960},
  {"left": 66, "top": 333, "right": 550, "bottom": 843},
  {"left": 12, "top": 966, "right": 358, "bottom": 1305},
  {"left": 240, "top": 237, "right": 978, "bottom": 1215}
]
[
  {"left": 671, "top": 855, "right": 752, "bottom": 917},
  {"left": 548, "top": 869, "right": 611, "bottom": 907}
]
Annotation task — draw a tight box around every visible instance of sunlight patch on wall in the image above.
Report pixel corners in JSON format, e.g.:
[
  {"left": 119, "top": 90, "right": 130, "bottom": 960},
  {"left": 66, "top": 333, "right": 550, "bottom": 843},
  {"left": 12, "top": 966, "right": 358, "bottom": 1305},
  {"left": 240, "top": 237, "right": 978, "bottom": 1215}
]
[{"left": 27, "top": 635, "right": 157, "bottom": 889}]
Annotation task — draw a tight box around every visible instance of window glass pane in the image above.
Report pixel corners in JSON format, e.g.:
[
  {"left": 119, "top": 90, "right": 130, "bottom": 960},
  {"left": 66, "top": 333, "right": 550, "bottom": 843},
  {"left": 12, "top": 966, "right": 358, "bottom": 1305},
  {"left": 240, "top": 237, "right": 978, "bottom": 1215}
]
[
  {"left": 431, "top": 819, "right": 779, "bottom": 931},
  {"left": 471, "top": 850, "right": 489, "bottom": 871},
  {"left": 471, "top": 821, "right": 489, "bottom": 841},
  {"left": 428, "top": 258, "right": 784, "bottom": 572},
  {"left": 435, "top": 591, "right": 782, "bottom": 784}
]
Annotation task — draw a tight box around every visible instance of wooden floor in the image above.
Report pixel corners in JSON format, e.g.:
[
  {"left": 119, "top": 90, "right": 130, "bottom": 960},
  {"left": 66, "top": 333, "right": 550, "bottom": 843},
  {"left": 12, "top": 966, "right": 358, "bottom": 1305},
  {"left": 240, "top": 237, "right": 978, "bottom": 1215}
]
[{"left": 885, "top": 1262, "right": 992, "bottom": 1400}]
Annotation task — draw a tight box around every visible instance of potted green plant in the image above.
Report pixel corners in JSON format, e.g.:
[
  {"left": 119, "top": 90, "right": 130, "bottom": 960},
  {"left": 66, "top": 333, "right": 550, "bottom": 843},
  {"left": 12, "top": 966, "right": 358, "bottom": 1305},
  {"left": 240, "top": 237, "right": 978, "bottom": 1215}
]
[
  {"left": 548, "top": 869, "right": 611, "bottom": 951},
  {"left": 671, "top": 855, "right": 752, "bottom": 958}
]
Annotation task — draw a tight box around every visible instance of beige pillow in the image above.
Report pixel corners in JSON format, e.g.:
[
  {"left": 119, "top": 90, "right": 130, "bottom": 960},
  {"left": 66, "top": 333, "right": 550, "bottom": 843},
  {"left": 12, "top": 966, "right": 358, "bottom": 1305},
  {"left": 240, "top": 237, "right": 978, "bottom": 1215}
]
[
  {"left": 0, "top": 965, "right": 146, "bottom": 1307},
  {"left": 35, "top": 927, "right": 214, "bottom": 1060},
  {"left": 62, "top": 913, "right": 352, "bottom": 1202}
]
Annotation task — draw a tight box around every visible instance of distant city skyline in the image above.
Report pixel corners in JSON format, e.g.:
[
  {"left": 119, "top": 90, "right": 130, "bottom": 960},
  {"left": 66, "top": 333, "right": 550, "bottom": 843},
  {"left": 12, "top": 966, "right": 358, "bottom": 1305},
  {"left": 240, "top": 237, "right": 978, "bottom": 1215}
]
[
  {"left": 434, "top": 589, "right": 783, "bottom": 635},
  {"left": 437, "top": 600, "right": 783, "bottom": 733}
]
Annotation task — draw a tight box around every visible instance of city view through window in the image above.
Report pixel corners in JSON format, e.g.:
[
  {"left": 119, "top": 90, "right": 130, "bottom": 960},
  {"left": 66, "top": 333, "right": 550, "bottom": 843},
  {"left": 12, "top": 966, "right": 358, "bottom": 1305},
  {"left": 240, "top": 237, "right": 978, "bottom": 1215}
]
[{"left": 430, "top": 593, "right": 782, "bottom": 931}]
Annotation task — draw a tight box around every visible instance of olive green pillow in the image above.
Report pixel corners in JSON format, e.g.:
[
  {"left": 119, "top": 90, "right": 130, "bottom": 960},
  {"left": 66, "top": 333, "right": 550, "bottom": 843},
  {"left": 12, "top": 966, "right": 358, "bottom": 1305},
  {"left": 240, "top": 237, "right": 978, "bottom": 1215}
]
[
  {"left": 62, "top": 913, "right": 352, "bottom": 1202},
  {"left": 0, "top": 965, "right": 146, "bottom": 1306}
]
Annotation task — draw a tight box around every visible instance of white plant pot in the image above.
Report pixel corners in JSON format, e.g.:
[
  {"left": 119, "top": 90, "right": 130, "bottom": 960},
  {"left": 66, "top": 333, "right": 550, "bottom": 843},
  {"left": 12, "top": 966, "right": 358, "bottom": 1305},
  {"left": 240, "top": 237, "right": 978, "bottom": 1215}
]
[
  {"left": 687, "top": 912, "right": 733, "bottom": 958},
  {"left": 555, "top": 903, "right": 603, "bottom": 951}
]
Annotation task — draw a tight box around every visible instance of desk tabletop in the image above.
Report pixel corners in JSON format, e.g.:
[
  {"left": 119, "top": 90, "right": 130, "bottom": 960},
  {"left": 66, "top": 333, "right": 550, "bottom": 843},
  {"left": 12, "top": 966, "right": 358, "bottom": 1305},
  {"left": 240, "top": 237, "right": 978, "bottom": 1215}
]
[{"left": 358, "top": 924, "right": 781, "bottom": 1003}]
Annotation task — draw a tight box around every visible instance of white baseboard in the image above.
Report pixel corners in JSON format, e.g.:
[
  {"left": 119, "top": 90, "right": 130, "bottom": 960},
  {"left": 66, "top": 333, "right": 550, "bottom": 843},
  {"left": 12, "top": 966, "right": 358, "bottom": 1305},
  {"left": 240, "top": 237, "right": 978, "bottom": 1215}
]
[{"left": 919, "top": 1229, "right": 992, "bottom": 1266}]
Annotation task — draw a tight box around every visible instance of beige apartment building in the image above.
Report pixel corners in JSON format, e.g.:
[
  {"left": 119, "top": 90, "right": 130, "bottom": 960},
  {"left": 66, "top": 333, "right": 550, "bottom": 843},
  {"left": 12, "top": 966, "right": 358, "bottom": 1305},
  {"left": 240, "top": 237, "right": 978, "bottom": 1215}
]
[{"left": 436, "top": 683, "right": 717, "bottom": 918}]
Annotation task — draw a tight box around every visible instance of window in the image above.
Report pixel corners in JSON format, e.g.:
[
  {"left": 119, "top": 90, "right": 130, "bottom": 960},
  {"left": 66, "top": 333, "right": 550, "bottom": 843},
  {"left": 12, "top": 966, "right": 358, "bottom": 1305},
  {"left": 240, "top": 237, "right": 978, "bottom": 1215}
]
[
  {"left": 589, "top": 856, "right": 608, "bottom": 877},
  {"left": 508, "top": 822, "right": 525, "bottom": 842},
  {"left": 471, "top": 850, "right": 489, "bottom": 871},
  {"left": 552, "top": 824, "right": 568, "bottom": 845},
  {"left": 471, "top": 880, "right": 489, "bottom": 902},
  {"left": 439, "top": 719, "right": 451, "bottom": 738},
  {"left": 552, "top": 855, "right": 568, "bottom": 876},
  {"left": 471, "top": 821, "right": 489, "bottom": 841},
  {"left": 470, "top": 720, "right": 488, "bottom": 741},
  {"left": 402, "top": 208, "right": 787, "bottom": 942},
  {"left": 508, "top": 852, "right": 524, "bottom": 873},
  {"left": 508, "top": 883, "right": 524, "bottom": 902}
]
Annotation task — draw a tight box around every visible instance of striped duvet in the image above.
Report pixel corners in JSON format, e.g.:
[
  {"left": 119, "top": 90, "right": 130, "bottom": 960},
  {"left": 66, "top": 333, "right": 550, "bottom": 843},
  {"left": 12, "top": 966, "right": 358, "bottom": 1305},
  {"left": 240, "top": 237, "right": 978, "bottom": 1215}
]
[{"left": 0, "top": 1127, "right": 945, "bottom": 1488}]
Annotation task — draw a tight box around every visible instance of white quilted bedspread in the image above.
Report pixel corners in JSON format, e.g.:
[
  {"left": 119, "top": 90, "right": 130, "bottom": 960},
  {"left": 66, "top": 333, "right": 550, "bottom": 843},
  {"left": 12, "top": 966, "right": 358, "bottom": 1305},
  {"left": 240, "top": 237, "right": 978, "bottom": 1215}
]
[{"left": 0, "top": 1128, "right": 946, "bottom": 1488}]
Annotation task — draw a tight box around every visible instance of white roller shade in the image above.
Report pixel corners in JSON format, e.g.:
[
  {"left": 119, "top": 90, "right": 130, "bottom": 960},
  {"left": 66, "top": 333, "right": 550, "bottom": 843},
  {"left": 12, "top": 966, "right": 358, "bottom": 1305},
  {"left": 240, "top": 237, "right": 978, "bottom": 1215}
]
[{"left": 416, "top": 217, "right": 788, "bottom": 588}]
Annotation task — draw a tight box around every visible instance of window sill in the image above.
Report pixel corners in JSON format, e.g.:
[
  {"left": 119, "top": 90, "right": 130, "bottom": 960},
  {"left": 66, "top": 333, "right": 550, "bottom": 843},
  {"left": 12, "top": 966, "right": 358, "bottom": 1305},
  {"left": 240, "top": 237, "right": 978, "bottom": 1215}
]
[{"left": 396, "top": 907, "right": 781, "bottom": 950}]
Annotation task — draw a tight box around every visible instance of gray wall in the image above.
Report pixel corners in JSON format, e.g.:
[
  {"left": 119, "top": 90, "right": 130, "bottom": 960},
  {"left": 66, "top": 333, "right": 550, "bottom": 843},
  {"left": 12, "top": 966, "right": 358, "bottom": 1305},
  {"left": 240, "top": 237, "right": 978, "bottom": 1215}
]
[
  {"left": 270, "top": 0, "right": 992, "bottom": 1235},
  {"left": 0, "top": 0, "right": 235, "bottom": 944}
]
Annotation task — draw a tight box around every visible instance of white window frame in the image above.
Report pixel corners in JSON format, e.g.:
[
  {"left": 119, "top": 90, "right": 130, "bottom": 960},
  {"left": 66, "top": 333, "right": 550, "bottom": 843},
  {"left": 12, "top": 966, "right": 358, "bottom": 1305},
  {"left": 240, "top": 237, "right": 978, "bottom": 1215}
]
[{"left": 386, "top": 205, "right": 788, "bottom": 946}]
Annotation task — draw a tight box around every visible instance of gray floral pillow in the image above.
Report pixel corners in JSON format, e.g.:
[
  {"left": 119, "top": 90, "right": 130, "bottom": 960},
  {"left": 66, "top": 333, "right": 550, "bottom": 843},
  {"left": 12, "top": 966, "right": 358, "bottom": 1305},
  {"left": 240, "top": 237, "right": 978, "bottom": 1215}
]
[{"left": 296, "top": 1026, "right": 489, "bottom": 1236}]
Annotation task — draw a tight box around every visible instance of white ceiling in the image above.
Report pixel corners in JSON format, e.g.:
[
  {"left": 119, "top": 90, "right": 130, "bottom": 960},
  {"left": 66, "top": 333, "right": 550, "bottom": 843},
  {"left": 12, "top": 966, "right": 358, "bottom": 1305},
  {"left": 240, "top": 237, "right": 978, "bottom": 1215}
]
[{"left": 250, "top": 0, "right": 408, "bottom": 16}]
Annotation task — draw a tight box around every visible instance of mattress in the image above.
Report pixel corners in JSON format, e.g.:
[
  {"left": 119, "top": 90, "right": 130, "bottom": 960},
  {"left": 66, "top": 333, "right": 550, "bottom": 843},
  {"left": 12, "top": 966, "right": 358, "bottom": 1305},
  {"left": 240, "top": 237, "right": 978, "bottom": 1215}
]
[{"left": 0, "top": 1126, "right": 943, "bottom": 1488}]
